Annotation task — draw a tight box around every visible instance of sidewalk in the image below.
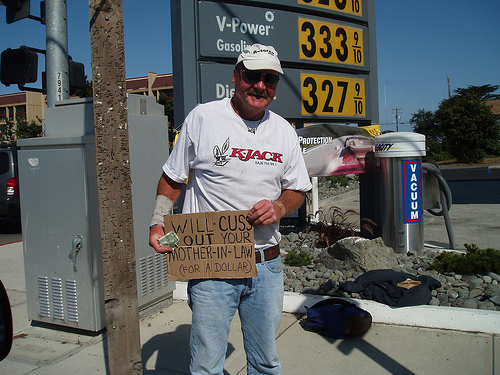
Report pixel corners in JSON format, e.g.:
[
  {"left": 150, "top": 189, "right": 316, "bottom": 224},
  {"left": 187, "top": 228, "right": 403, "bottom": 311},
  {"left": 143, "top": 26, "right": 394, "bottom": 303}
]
[
  {"left": 2, "top": 243, "right": 499, "bottom": 373},
  {"left": 1, "top": 164, "right": 499, "bottom": 374},
  {"left": 1, "top": 238, "right": 498, "bottom": 375}
]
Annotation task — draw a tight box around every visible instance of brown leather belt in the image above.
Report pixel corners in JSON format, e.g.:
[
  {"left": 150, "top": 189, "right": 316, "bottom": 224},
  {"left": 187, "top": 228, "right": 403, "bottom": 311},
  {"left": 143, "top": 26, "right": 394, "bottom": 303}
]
[{"left": 255, "top": 244, "right": 280, "bottom": 263}]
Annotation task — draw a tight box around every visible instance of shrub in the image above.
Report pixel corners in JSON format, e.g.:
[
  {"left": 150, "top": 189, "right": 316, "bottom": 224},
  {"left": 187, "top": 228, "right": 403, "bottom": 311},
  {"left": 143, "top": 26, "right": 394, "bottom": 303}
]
[
  {"left": 305, "top": 206, "right": 375, "bottom": 248},
  {"left": 430, "top": 244, "right": 500, "bottom": 275},
  {"left": 284, "top": 249, "right": 313, "bottom": 267},
  {"left": 325, "top": 174, "right": 350, "bottom": 188}
]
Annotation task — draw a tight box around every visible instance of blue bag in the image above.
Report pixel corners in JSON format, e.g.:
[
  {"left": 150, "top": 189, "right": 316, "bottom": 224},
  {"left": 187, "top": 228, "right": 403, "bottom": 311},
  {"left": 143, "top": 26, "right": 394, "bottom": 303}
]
[{"left": 305, "top": 298, "right": 372, "bottom": 339}]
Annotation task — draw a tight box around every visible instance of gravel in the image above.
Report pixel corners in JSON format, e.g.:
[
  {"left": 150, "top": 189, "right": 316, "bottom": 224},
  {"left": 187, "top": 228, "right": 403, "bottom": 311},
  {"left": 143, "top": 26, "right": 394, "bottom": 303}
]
[{"left": 279, "top": 177, "right": 500, "bottom": 311}]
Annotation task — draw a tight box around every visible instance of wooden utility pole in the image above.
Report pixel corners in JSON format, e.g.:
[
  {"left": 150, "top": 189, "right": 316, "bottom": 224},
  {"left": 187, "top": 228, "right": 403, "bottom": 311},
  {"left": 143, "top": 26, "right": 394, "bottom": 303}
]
[
  {"left": 447, "top": 75, "right": 451, "bottom": 99},
  {"left": 88, "top": 1, "right": 142, "bottom": 373}
]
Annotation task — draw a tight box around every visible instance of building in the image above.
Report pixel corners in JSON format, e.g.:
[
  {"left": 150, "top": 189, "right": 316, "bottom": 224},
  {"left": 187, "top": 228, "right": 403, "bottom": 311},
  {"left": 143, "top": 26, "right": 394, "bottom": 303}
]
[
  {"left": 0, "top": 72, "right": 173, "bottom": 126},
  {"left": 0, "top": 91, "right": 45, "bottom": 125},
  {"left": 486, "top": 99, "right": 500, "bottom": 117}
]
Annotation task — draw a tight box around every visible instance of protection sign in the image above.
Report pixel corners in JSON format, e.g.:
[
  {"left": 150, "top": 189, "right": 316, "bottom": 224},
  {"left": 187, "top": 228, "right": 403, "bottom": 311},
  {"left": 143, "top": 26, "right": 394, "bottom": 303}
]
[{"left": 296, "top": 123, "right": 375, "bottom": 176}]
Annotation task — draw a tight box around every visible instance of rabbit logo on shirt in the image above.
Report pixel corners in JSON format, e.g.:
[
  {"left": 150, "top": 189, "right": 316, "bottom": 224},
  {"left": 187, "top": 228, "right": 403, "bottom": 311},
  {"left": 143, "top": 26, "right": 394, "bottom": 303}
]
[{"left": 213, "top": 138, "right": 230, "bottom": 167}]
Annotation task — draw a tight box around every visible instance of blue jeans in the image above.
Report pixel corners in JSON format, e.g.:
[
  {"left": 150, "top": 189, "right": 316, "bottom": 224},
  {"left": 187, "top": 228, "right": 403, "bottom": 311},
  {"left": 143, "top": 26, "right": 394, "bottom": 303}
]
[{"left": 187, "top": 255, "right": 284, "bottom": 375}]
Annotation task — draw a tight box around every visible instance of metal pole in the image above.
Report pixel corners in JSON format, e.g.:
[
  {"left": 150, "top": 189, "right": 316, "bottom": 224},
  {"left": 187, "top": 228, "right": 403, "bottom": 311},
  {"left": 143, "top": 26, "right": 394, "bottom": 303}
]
[
  {"left": 45, "top": 0, "right": 69, "bottom": 108},
  {"left": 311, "top": 176, "right": 319, "bottom": 223}
]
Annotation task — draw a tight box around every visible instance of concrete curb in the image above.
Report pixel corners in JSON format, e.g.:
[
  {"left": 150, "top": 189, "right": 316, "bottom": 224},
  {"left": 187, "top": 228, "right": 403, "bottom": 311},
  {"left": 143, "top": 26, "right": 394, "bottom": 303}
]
[{"left": 173, "top": 281, "right": 500, "bottom": 335}]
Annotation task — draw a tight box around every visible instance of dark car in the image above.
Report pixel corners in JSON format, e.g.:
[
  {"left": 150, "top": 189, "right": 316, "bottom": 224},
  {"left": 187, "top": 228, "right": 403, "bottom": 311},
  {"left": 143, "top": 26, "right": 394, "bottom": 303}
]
[
  {"left": 0, "top": 146, "right": 20, "bottom": 219},
  {"left": 0, "top": 278, "right": 13, "bottom": 361}
]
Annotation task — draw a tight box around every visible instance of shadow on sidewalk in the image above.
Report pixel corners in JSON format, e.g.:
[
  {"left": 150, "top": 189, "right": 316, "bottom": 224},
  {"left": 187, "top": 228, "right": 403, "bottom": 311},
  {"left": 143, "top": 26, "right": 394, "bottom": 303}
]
[
  {"left": 337, "top": 336, "right": 417, "bottom": 375},
  {"left": 141, "top": 324, "right": 235, "bottom": 374}
]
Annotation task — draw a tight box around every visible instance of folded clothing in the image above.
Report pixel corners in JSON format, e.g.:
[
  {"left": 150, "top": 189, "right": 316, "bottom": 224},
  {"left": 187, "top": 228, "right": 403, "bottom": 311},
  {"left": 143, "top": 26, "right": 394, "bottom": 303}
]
[{"left": 340, "top": 269, "right": 442, "bottom": 307}]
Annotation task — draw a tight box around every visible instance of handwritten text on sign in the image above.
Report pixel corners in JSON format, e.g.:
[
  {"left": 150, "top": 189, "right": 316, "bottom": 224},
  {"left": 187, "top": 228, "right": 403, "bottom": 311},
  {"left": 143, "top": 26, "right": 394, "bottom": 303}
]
[{"left": 163, "top": 210, "right": 256, "bottom": 280}]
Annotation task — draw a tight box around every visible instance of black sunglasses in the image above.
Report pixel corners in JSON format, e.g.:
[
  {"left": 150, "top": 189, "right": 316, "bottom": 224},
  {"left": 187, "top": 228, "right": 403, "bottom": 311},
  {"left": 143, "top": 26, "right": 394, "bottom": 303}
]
[{"left": 237, "top": 69, "right": 280, "bottom": 87}]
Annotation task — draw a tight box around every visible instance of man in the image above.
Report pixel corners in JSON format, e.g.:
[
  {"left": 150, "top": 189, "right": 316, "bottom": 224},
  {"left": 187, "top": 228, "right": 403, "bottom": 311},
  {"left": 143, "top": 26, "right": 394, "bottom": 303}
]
[{"left": 149, "top": 43, "right": 311, "bottom": 374}]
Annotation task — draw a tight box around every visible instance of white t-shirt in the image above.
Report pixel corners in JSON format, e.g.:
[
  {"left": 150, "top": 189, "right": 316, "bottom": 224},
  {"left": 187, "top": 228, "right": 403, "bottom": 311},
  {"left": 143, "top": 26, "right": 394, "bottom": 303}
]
[{"left": 164, "top": 98, "right": 312, "bottom": 249}]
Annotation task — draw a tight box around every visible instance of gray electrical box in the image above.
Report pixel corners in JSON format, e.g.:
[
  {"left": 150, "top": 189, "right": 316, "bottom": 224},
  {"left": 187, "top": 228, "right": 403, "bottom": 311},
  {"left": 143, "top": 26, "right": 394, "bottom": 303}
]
[{"left": 17, "top": 95, "right": 173, "bottom": 331}]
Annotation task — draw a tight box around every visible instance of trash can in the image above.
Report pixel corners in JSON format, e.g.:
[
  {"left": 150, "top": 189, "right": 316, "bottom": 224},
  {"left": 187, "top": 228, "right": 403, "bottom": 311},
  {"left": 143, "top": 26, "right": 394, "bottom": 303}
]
[{"left": 375, "top": 132, "right": 426, "bottom": 253}]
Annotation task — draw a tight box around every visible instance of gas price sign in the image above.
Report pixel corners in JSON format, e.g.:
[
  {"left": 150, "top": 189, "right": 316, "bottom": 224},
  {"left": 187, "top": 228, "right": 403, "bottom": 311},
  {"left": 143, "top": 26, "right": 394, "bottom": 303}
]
[
  {"left": 172, "top": 0, "right": 377, "bottom": 124},
  {"left": 199, "top": 64, "right": 371, "bottom": 120},
  {"left": 198, "top": 2, "right": 369, "bottom": 72},
  {"left": 301, "top": 73, "right": 365, "bottom": 117},
  {"left": 298, "top": 0, "right": 363, "bottom": 17},
  {"left": 298, "top": 17, "right": 364, "bottom": 67}
]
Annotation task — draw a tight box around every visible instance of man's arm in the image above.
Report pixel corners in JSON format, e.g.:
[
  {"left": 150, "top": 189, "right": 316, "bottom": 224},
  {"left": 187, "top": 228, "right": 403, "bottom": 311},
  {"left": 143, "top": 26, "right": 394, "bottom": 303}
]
[
  {"left": 247, "top": 189, "right": 305, "bottom": 226},
  {"left": 149, "top": 173, "right": 184, "bottom": 253}
]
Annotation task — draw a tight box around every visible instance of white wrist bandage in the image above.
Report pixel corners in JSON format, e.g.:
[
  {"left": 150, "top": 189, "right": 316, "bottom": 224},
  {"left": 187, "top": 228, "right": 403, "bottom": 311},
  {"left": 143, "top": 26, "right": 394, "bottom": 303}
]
[{"left": 150, "top": 195, "right": 174, "bottom": 228}]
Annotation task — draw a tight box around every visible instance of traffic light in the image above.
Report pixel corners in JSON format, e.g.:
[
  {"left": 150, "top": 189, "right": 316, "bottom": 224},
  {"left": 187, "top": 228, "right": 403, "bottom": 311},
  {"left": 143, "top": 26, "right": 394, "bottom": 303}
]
[
  {"left": 1, "top": 0, "right": 31, "bottom": 24},
  {"left": 0, "top": 46, "right": 38, "bottom": 86},
  {"left": 69, "top": 58, "right": 85, "bottom": 94}
]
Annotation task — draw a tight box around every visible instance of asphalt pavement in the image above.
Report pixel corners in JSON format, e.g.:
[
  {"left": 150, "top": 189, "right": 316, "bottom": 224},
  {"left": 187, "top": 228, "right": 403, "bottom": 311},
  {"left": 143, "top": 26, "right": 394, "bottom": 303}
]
[{"left": 0, "top": 163, "right": 499, "bottom": 374}]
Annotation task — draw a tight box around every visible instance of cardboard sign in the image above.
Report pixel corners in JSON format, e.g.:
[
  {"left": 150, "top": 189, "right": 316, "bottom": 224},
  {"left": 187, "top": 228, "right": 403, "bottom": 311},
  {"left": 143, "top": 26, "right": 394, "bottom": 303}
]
[{"left": 163, "top": 210, "right": 256, "bottom": 280}]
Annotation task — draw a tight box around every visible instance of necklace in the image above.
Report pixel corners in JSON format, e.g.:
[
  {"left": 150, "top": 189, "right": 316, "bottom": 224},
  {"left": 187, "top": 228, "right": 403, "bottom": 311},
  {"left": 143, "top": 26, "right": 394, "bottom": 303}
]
[
  {"left": 243, "top": 117, "right": 264, "bottom": 134},
  {"left": 230, "top": 98, "right": 266, "bottom": 134}
]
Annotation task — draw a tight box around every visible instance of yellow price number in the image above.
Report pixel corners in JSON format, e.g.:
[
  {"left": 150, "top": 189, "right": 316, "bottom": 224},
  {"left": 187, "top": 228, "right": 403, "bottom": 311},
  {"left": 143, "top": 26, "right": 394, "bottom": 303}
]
[
  {"left": 301, "top": 73, "right": 365, "bottom": 117},
  {"left": 299, "top": 17, "right": 364, "bottom": 66},
  {"left": 298, "top": 0, "right": 362, "bottom": 16}
]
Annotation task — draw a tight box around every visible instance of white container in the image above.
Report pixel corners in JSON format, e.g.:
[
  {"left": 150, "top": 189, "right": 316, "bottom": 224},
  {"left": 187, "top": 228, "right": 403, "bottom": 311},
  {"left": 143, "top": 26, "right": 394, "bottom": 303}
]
[{"left": 375, "top": 132, "right": 426, "bottom": 158}]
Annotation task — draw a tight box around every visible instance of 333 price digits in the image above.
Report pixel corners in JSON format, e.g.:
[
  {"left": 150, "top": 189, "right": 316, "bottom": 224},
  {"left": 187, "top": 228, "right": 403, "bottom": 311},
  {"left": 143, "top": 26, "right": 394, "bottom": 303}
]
[
  {"left": 301, "top": 73, "right": 365, "bottom": 117},
  {"left": 299, "top": 0, "right": 362, "bottom": 15},
  {"left": 299, "top": 18, "right": 364, "bottom": 66}
]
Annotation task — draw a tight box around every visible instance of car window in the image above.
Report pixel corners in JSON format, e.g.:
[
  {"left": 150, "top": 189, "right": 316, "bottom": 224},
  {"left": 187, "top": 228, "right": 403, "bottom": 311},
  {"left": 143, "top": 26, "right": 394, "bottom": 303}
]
[{"left": 0, "top": 153, "right": 9, "bottom": 175}]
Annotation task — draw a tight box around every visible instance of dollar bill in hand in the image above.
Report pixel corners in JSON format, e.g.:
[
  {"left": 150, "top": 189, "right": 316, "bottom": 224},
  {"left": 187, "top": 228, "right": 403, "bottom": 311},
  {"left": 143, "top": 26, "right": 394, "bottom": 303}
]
[{"left": 159, "top": 231, "right": 179, "bottom": 248}]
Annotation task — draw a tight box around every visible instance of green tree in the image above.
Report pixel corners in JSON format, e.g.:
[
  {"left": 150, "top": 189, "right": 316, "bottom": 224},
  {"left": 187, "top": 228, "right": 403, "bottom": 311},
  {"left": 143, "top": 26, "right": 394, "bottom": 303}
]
[
  {"left": 16, "top": 117, "right": 43, "bottom": 139},
  {"left": 158, "top": 93, "right": 175, "bottom": 143},
  {"left": 74, "top": 78, "right": 93, "bottom": 98},
  {"left": 454, "top": 84, "right": 500, "bottom": 101},
  {"left": 0, "top": 117, "right": 43, "bottom": 145},
  {"left": 0, "top": 119, "right": 16, "bottom": 144},
  {"left": 410, "top": 109, "right": 449, "bottom": 161},
  {"left": 435, "top": 86, "right": 500, "bottom": 163}
]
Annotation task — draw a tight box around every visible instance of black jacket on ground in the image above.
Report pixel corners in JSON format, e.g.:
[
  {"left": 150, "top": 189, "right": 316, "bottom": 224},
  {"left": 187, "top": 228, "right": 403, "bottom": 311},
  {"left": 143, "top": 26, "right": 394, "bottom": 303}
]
[{"left": 340, "top": 269, "right": 442, "bottom": 307}]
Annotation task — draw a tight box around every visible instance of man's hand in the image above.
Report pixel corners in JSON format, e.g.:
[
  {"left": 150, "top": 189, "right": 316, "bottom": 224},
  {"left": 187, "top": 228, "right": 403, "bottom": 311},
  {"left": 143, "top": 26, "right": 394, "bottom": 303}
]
[
  {"left": 247, "top": 190, "right": 305, "bottom": 226},
  {"left": 149, "top": 225, "right": 174, "bottom": 253},
  {"left": 247, "top": 199, "right": 282, "bottom": 226}
]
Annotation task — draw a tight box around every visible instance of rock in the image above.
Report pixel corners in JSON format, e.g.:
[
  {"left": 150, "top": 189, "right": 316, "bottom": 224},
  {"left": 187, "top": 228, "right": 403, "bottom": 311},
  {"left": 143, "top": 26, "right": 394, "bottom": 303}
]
[
  {"left": 287, "top": 232, "right": 300, "bottom": 243},
  {"left": 437, "top": 293, "right": 448, "bottom": 305},
  {"left": 469, "top": 277, "right": 484, "bottom": 287},
  {"left": 305, "top": 272, "right": 317, "bottom": 281},
  {"left": 447, "top": 289, "right": 459, "bottom": 299},
  {"left": 484, "top": 284, "right": 500, "bottom": 298},
  {"left": 462, "top": 299, "right": 478, "bottom": 309},
  {"left": 457, "top": 289, "right": 469, "bottom": 300},
  {"left": 279, "top": 182, "right": 498, "bottom": 310},
  {"left": 488, "top": 272, "right": 500, "bottom": 282},
  {"left": 429, "top": 297, "right": 440, "bottom": 306},
  {"left": 477, "top": 301, "right": 496, "bottom": 310},
  {"left": 482, "top": 275, "right": 493, "bottom": 284},
  {"left": 469, "top": 289, "right": 483, "bottom": 298},
  {"left": 325, "top": 236, "right": 398, "bottom": 273},
  {"left": 489, "top": 296, "right": 500, "bottom": 306},
  {"left": 450, "top": 281, "right": 468, "bottom": 287}
]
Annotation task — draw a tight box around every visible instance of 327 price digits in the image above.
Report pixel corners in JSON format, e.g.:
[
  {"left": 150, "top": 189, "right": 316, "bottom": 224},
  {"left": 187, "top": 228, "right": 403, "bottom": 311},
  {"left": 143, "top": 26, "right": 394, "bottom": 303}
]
[
  {"left": 299, "top": 18, "right": 364, "bottom": 66},
  {"left": 301, "top": 73, "right": 365, "bottom": 117},
  {"left": 299, "top": 0, "right": 362, "bottom": 16}
]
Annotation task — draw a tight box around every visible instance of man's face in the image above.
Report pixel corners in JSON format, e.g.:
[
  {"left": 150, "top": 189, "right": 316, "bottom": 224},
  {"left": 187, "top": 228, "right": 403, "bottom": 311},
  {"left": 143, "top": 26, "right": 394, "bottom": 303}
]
[{"left": 231, "top": 68, "right": 278, "bottom": 119}]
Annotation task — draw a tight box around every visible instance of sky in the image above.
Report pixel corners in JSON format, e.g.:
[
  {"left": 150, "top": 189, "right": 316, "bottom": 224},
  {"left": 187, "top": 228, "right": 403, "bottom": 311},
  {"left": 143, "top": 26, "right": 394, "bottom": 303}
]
[{"left": 1, "top": 1, "right": 499, "bottom": 133}]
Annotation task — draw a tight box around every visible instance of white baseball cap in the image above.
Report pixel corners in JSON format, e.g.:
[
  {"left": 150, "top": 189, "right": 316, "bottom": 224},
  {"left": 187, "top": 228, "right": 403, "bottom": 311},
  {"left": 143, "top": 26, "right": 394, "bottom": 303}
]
[{"left": 236, "top": 43, "right": 284, "bottom": 74}]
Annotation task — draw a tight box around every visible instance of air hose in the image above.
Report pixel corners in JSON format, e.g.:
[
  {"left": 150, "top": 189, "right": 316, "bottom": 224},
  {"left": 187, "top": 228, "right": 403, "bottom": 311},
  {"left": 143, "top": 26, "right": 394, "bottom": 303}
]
[{"left": 422, "top": 163, "right": 455, "bottom": 249}]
